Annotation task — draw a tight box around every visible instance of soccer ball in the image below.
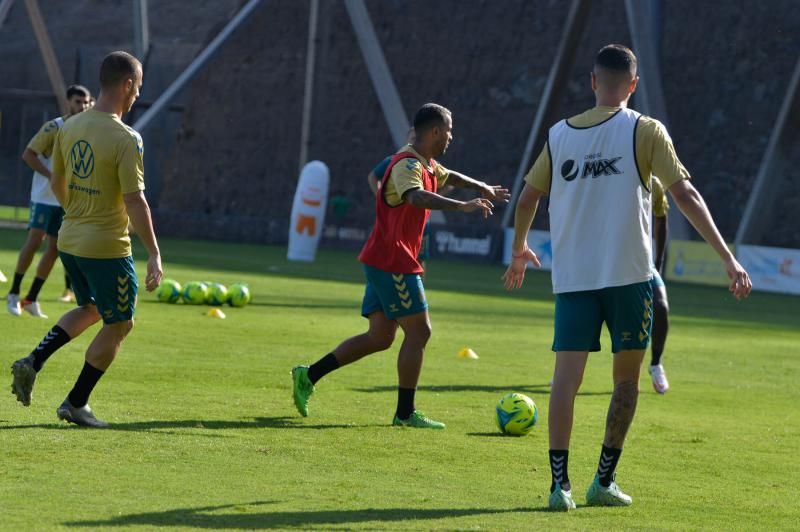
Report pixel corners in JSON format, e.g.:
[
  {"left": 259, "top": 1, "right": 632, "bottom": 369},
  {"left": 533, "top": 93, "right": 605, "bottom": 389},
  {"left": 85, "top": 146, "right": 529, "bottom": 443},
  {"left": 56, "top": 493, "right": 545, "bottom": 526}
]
[
  {"left": 228, "top": 283, "right": 251, "bottom": 308},
  {"left": 206, "top": 283, "right": 229, "bottom": 306},
  {"left": 495, "top": 392, "right": 538, "bottom": 436},
  {"left": 183, "top": 281, "right": 208, "bottom": 305},
  {"left": 155, "top": 279, "right": 182, "bottom": 303}
]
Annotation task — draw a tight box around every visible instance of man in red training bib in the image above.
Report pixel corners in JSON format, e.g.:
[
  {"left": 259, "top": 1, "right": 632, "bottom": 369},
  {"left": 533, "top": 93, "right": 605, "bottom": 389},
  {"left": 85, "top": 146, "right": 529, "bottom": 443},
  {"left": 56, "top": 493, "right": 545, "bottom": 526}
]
[{"left": 292, "top": 103, "right": 508, "bottom": 429}]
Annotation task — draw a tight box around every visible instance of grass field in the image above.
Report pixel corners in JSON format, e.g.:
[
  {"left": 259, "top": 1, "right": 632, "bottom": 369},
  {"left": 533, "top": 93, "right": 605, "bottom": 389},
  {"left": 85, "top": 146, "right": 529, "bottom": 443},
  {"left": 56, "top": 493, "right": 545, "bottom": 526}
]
[
  {"left": 0, "top": 226, "right": 798, "bottom": 530},
  {"left": 0, "top": 205, "right": 28, "bottom": 223}
]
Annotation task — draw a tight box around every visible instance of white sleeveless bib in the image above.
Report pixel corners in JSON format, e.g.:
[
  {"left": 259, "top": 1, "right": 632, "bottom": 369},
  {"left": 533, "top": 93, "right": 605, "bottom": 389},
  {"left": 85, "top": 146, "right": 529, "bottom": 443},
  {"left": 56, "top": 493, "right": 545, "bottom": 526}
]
[{"left": 547, "top": 108, "right": 652, "bottom": 293}]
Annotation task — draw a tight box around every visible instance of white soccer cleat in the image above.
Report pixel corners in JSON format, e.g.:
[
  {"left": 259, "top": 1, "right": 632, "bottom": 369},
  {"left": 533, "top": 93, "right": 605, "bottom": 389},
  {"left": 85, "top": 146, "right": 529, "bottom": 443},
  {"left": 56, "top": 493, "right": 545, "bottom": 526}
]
[
  {"left": 58, "top": 289, "right": 76, "bottom": 303},
  {"left": 0, "top": 270, "right": 7, "bottom": 283},
  {"left": 649, "top": 364, "right": 669, "bottom": 394},
  {"left": 7, "top": 293, "right": 22, "bottom": 316},
  {"left": 22, "top": 300, "right": 48, "bottom": 319}
]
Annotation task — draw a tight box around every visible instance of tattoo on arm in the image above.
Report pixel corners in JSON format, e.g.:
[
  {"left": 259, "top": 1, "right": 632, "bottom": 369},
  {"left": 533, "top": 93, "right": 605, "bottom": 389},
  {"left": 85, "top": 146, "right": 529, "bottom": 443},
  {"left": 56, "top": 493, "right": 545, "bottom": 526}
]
[
  {"left": 603, "top": 380, "right": 639, "bottom": 448},
  {"left": 446, "top": 171, "right": 484, "bottom": 191},
  {"left": 404, "top": 189, "right": 463, "bottom": 211}
]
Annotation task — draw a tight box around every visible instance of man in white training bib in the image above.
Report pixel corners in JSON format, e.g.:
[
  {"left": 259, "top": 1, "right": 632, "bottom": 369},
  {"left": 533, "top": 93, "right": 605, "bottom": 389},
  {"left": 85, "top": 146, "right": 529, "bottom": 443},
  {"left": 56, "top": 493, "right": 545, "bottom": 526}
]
[{"left": 503, "top": 44, "right": 751, "bottom": 511}]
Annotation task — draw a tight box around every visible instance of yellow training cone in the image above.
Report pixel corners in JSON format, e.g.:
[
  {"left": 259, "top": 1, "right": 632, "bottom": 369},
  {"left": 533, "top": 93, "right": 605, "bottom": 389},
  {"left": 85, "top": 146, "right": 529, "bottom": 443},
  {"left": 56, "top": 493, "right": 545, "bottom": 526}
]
[
  {"left": 458, "top": 347, "right": 478, "bottom": 360},
  {"left": 0, "top": 270, "right": 7, "bottom": 283},
  {"left": 207, "top": 308, "right": 226, "bottom": 319}
]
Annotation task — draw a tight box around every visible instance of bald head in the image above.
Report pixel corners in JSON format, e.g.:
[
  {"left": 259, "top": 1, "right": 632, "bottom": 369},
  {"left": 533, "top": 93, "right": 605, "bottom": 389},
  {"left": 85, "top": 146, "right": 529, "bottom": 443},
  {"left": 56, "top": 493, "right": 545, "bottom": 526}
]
[{"left": 593, "top": 44, "right": 637, "bottom": 87}]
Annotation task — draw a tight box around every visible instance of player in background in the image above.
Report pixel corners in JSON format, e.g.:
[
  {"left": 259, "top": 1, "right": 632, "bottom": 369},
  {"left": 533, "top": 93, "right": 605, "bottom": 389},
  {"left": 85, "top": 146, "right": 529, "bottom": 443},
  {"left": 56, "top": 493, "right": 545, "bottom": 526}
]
[
  {"left": 293, "top": 103, "right": 508, "bottom": 428},
  {"left": 8, "top": 85, "right": 91, "bottom": 317},
  {"left": 649, "top": 176, "right": 670, "bottom": 393},
  {"left": 503, "top": 44, "right": 751, "bottom": 510},
  {"left": 10, "top": 51, "right": 163, "bottom": 427}
]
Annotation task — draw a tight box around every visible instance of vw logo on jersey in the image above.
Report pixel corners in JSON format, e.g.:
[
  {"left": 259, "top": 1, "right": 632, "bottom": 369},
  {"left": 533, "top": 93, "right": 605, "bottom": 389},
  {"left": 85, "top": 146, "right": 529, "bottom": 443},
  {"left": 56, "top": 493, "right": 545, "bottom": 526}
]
[
  {"left": 561, "top": 159, "right": 579, "bottom": 181},
  {"left": 70, "top": 140, "right": 94, "bottom": 179}
]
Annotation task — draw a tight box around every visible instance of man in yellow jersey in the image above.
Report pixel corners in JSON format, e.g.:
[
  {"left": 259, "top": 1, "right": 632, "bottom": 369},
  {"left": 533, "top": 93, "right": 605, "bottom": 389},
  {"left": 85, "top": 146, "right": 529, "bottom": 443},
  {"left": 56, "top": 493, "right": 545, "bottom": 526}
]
[
  {"left": 503, "top": 44, "right": 751, "bottom": 510},
  {"left": 7, "top": 85, "right": 92, "bottom": 318},
  {"left": 649, "top": 176, "right": 670, "bottom": 393},
  {"left": 10, "top": 51, "right": 163, "bottom": 428}
]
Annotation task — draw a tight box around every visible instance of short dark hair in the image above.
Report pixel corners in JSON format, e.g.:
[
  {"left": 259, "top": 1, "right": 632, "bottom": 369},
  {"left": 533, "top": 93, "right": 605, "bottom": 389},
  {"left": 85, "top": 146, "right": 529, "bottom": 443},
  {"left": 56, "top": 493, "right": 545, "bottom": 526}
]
[
  {"left": 413, "top": 103, "right": 451, "bottom": 133},
  {"left": 99, "top": 51, "right": 141, "bottom": 89},
  {"left": 66, "top": 84, "right": 90, "bottom": 99},
  {"left": 594, "top": 44, "right": 637, "bottom": 77}
]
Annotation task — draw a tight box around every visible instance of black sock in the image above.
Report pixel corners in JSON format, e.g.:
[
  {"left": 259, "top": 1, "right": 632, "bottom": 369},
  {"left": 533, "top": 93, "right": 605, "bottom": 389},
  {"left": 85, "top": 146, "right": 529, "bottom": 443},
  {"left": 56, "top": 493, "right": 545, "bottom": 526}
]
[
  {"left": 30, "top": 325, "right": 71, "bottom": 371},
  {"left": 65, "top": 274, "right": 72, "bottom": 290},
  {"left": 395, "top": 387, "right": 416, "bottom": 420},
  {"left": 24, "top": 277, "right": 46, "bottom": 302},
  {"left": 597, "top": 445, "right": 623, "bottom": 487},
  {"left": 10, "top": 272, "right": 24, "bottom": 295},
  {"left": 307, "top": 353, "right": 339, "bottom": 384},
  {"left": 67, "top": 362, "right": 105, "bottom": 408},
  {"left": 549, "top": 449, "right": 571, "bottom": 492}
]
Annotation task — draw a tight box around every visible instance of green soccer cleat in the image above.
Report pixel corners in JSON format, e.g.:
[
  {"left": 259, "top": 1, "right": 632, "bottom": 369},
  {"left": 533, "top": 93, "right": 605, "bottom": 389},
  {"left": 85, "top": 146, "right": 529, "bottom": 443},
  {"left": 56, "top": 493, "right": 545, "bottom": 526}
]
[
  {"left": 549, "top": 483, "right": 576, "bottom": 512},
  {"left": 291, "top": 365, "right": 314, "bottom": 417},
  {"left": 586, "top": 474, "right": 633, "bottom": 506},
  {"left": 392, "top": 410, "right": 445, "bottom": 429}
]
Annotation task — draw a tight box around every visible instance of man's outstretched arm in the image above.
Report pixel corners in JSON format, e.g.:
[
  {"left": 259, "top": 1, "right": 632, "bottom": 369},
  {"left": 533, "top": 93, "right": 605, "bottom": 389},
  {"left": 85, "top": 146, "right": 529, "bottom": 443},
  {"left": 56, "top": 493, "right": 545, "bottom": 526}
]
[
  {"left": 503, "top": 184, "right": 543, "bottom": 290},
  {"left": 668, "top": 179, "right": 751, "bottom": 299}
]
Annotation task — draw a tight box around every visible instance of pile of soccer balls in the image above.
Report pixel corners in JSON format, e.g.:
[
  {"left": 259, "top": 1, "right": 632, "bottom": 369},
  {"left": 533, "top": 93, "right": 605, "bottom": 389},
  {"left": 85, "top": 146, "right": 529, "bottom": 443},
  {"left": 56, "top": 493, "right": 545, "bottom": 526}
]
[{"left": 154, "top": 280, "right": 252, "bottom": 308}]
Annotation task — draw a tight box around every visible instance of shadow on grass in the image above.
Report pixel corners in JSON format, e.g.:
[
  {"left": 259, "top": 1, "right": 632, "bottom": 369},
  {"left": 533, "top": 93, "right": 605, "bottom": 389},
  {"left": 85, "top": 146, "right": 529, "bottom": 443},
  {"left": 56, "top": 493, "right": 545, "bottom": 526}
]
[
  {"left": 64, "top": 501, "right": 539, "bottom": 529},
  {"left": 466, "top": 432, "right": 516, "bottom": 438},
  {"left": 137, "top": 299, "right": 356, "bottom": 311},
  {"left": 0, "top": 416, "right": 378, "bottom": 433},
  {"left": 352, "top": 384, "right": 610, "bottom": 397}
]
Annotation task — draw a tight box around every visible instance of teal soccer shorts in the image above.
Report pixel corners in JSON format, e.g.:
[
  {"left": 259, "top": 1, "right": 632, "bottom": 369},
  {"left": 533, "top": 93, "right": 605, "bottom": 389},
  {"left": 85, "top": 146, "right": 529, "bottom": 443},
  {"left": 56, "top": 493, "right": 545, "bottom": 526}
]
[
  {"left": 59, "top": 252, "right": 138, "bottom": 324},
  {"left": 361, "top": 264, "right": 428, "bottom": 320},
  {"left": 553, "top": 280, "right": 653, "bottom": 353},
  {"left": 28, "top": 202, "right": 64, "bottom": 237}
]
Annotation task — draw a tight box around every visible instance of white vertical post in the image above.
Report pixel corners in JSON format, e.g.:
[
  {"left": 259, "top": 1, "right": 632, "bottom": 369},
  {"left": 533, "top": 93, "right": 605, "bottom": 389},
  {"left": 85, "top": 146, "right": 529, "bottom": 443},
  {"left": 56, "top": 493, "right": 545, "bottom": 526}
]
[
  {"left": 298, "top": 0, "right": 320, "bottom": 173},
  {"left": 133, "top": 0, "right": 150, "bottom": 61}
]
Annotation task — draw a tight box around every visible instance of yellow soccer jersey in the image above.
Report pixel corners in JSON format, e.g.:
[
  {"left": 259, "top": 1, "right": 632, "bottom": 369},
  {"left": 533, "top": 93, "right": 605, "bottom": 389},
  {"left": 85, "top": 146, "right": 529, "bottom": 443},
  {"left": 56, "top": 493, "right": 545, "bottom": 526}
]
[
  {"left": 383, "top": 145, "right": 450, "bottom": 207},
  {"left": 52, "top": 109, "right": 145, "bottom": 259},
  {"left": 652, "top": 176, "right": 669, "bottom": 217},
  {"left": 525, "top": 106, "right": 691, "bottom": 194},
  {"left": 27, "top": 115, "right": 67, "bottom": 157}
]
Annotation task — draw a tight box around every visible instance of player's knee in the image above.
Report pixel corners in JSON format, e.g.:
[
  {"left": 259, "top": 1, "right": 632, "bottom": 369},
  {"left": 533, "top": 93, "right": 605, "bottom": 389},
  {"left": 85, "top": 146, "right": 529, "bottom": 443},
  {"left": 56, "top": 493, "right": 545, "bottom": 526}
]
[
  {"left": 416, "top": 322, "right": 432, "bottom": 344},
  {"left": 370, "top": 328, "right": 396, "bottom": 351},
  {"left": 108, "top": 319, "right": 134, "bottom": 340}
]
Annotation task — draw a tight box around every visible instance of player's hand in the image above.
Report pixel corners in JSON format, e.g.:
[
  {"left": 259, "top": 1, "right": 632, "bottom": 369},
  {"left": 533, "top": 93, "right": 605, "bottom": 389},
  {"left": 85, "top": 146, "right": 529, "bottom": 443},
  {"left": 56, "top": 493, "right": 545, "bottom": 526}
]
[
  {"left": 481, "top": 184, "right": 511, "bottom": 204},
  {"left": 724, "top": 256, "right": 752, "bottom": 300},
  {"left": 145, "top": 254, "right": 163, "bottom": 292},
  {"left": 459, "top": 198, "right": 494, "bottom": 218},
  {"left": 502, "top": 245, "right": 541, "bottom": 290}
]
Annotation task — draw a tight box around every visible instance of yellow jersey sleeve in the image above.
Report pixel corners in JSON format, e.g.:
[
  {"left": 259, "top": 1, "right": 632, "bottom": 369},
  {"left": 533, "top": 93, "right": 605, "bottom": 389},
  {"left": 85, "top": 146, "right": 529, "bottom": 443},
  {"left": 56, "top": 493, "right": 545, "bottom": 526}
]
[
  {"left": 384, "top": 157, "right": 423, "bottom": 207},
  {"left": 651, "top": 176, "right": 669, "bottom": 217},
  {"left": 635, "top": 117, "right": 691, "bottom": 189},
  {"left": 118, "top": 131, "right": 145, "bottom": 194},
  {"left": 27, "top": 118, "right": 61, "bottom": 157},
  {"left": 435, "top": 163, "right": 449, "bottom": 187},
  {"left": 524, "top": 143, "right": 552, "bottom": 194}
]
